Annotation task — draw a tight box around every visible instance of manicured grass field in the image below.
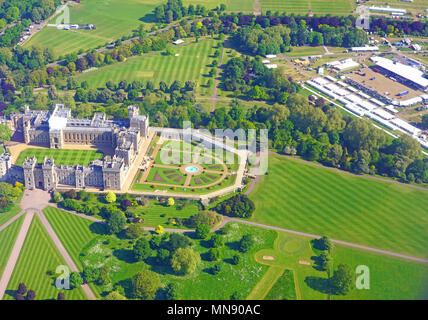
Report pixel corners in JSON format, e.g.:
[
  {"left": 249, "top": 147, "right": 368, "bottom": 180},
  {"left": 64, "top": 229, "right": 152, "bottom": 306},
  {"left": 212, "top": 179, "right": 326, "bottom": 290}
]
[
  {"left": 43, "top": 207, "right": 106, "bottom": 270},
  {"left": 253, "top": 231, "right": 428, "bottom": 300},
  {"left": 260, "top": 0, "right": 354, "bottom": 15},
  {"left": 265, "top": 269, "right": 297, "bottom": 300},
  {"left": 23, "top": 0, "right": 163, "bottom": 56},
  {"left": 15, "top": 148, "right": 103, "bottom": 166},
  {"left": 248, "top": 155, "right": 428, "bottom": 259},
  {"left": 75, "top": 39, "right": 218, "bottom": 96},
  {"left": 0, "top": 205, "right": 21, "bottom": 227},
  {"left": 332, "top": 245, "right": 428, "bottom": 300},
  {"left": 284, "top": 46, "right": 326, "bottom": 57},
  {"left": 0, "top": 215, "right": 25, "bottom": 279},
  {"left": 4, "top": 216, "right": 86, "bottom": 300}
]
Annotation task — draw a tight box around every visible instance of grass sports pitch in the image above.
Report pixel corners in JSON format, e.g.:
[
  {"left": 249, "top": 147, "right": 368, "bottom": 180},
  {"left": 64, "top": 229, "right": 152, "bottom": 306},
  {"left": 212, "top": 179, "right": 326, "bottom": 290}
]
[{"left": 15, "top": 148, "right": 104, "bottom": 166}]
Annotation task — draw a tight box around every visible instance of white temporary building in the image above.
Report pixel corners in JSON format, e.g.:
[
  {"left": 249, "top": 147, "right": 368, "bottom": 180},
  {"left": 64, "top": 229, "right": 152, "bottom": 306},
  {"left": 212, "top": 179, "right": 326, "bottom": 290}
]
[
  {"left": 351, "top": 46, "right": 379, "bottom": 52},
  {"left": 265, "top": 54, "right": 277, "bottom": 59},
  {"left": 372, "top": 108, "right": 395, "bottom": 120},
  {"left": 368, "top": 6, "right": 406, "bottom": 14},
  {"left": 370, "top": 56, "right": 428, "bottom": 89},
  {"left": 327, "top": 59, "right": 360, "bottom": 71},
  {"left": 313, "top": 77, "right": 330, "bottom": 86},
  {"left": 399, "top": 96, "right": 423, "bottom": 107},
  {"left": 390, "top": 118, "right": 421, "bottom": 135},
  {"left": 370, "top": 98, "right": 385, "bottom": 107},
  {"left": 325, "top": 75, "right": 337, "bottom": 82},
  {"left": 385, "top": 105, "right": 399, "bottom": 113}
]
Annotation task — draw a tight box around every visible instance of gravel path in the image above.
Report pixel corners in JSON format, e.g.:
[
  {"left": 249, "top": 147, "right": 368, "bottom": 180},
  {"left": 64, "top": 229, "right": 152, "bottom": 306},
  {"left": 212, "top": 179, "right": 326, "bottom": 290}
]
[{"left": 0, "top": 211, "right": 34, "bottom": 300}]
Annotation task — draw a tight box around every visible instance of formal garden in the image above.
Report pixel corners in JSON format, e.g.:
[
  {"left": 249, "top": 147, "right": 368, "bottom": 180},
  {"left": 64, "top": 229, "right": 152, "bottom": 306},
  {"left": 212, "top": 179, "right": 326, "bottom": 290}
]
[{"left": 132, "top": 138, "right": 243, "bottom": 195}]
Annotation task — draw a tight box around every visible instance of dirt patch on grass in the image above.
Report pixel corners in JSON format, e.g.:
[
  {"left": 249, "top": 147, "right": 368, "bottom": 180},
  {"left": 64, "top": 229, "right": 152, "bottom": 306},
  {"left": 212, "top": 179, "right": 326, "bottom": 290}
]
[
  {"left": 298, "top": 260, "right": 311, "bottom": 265},
  {"left": 263, "top": 256, "right": 275, "bottom": 261}
]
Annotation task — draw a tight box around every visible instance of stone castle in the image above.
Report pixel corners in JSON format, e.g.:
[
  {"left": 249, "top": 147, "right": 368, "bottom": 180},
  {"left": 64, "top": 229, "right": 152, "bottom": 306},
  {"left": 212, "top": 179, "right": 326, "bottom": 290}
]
[{"left": 0, "top": 104, "right": 149, "bottom": 191}]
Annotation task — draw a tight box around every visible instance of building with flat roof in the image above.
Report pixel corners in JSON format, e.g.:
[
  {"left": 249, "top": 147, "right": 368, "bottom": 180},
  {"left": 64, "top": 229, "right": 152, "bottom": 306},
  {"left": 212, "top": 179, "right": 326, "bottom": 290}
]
[{"left": 370, "top": 56, "right": 428, "bottom": 90}]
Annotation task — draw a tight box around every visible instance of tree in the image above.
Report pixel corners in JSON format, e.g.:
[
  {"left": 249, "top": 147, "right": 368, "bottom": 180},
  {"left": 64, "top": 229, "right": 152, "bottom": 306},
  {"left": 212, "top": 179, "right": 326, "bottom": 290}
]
[
  {"left": 195, "top": 223, "right": 210, "bottom": 239},
  {"left": 69, "top": 272, "right": 83, "bottom": 289},
  {"left": 167, "top": 197, "right": 175, "bottom": 206},
  {"left": 239, "top": 234, "right": 255, "bottom": 253},
  {"left": 186, "top": 211, "right": 223, "bottom": 228},
  {"left": 167, "top": 233, "right": 192, "bottom": 252},
  {"left": 133, "top": 238, "right": 152, "bottom": 261},
  {"left": 422, "top": 114, "right": 428, "bottom": 129},
  {"left": 105, "top": 291, "right": 127, "bottom": 300},
  {"left": 26, "top": 290, "right": 36, "bottom": 300},
  {"left": 126, "top": 223, "right": 145, "bottom": 239},
  {"left": 132, "top": 270, "right": 162, "bottom": 300},
  {"left": 211, "top": 263, "right": 222, "bottom": 275},
  {"left": 330, "top": 264, "right": 354, "bottom": 295},
  {"left": 83, "top": 266, "right": 100, "bottom": 283},
  {"left": 57, "top": 292, "right": 66, "bottom": 300},
  {"left": 232, "top": 254, "right": 241, "bottom": 265},
  {"left": 207, "top": 248, "right": 220, "bottom": 261},
  {"left": 105, "top": 191, "right": 116, "bottom": 203},
  {"left": 107, "top": 211, "right": 126, "bottom": 234},
  {"left": 165, "top": 283, "right": 178, "bottom": 300},
  {"left": 317, "top": 235, "right": 333, "bottom": 252},
  {"left": 155, "top": 225, "right": 164, "bottom": 235},
  {"left": 17, "top": 283, "right": 27, "bottom": 295},
  {"left": 98, "top": 265, "right": 111, "bottom": 286},
  {"left": 171, "top": 247, "right": 201, "bottom": 275},
  {"left": 0, "top": 124, "right": 11, "bottom": 142},
  {"left": 210, "top": 234, "right": 224, "bottom": 248},
  {"left": 317, "top": 252, "right": 333, "bottom": 273}
]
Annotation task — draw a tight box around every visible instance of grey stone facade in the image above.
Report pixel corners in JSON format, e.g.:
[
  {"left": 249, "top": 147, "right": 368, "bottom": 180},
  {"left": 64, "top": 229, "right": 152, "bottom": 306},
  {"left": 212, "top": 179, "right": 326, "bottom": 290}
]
[{"left": 0, "top": 104, "right": 149, "bottom": 191}]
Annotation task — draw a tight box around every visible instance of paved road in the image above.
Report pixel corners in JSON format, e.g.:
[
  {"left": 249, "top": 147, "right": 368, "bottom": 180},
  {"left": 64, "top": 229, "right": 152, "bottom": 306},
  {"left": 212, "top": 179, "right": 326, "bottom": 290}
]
[
  {"left": 36, "top": 210, "right": 96, "bottom": 300},
  {"left": 0, "top": 211, "right": 34, "bottom": 300}
]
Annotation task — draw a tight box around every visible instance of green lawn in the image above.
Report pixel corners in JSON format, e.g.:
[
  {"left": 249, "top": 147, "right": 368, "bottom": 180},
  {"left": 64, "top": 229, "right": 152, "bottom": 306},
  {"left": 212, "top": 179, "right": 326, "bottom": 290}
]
[
  {"left": 253, "top": 231, "right": 428, "bottom": 300},
  {"left": 0, "top": 215, "right": 25, "bottom": 279},
  {"left": 0, "top": 204, "right": 21, "bottom": 227},
  {"left": 15, "top": 148, "right": 103, "bottom": 166},
  {"left": 23, "top": 0, "right": 163, "bottom": 57},
  {"left": 265, "top": 269, "right": 297, "bottom": 300},
  {"left": 42, "top": 205, "right": 278, "bottom": 300},
  {"left": 248, "top": 155, "right": 428, "bottom": 259},
  {"left": 74, "top": 38, "right": 218, "bottom": 96},
  {"left": 4, "top": 216, "right": 87, "bottom": 300},
  {"left": 43, "top": 206, "right": 107, "bottom": 270}
]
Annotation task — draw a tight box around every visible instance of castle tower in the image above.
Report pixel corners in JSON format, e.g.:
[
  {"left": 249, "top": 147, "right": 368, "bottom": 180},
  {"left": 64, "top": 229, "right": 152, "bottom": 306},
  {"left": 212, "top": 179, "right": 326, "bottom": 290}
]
[
  {"left": 42, "top": 157, "right": 56, "bottom": 190},
  {"left": 22, "top": 157, "right": 37, "bottom": 190}
]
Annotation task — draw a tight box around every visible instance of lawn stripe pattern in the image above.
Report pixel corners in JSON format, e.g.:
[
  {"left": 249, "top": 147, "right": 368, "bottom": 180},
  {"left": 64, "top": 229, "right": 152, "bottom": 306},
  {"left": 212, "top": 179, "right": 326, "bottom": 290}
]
[
  {"left": 5, "top": 216, "right": 86, "bottom": 300},
  {"left": 0, "top": 215, "right": 25, "bottom": 279},
  {"left": 249, "top": 155, "right": 428, "bottom": 259}
]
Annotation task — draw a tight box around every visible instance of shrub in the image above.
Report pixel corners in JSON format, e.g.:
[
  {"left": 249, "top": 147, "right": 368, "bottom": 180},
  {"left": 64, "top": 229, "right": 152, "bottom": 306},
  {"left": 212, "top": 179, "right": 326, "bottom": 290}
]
[
  {"left": 215, "top": 194, "right": 255, "bottom": 218},
  {"left": 210, "top": 234, "right": 224, "bottom": 248}
]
